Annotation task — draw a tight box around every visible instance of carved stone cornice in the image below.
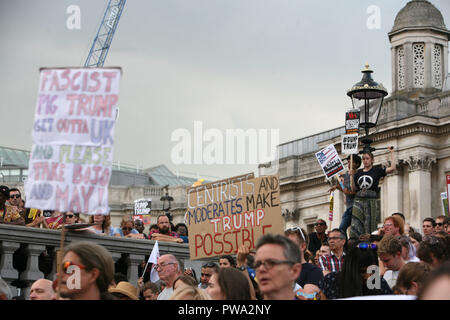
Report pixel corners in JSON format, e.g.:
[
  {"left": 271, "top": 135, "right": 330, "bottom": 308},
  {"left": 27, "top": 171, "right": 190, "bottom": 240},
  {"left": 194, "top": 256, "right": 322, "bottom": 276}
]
[
  {"left": 404, "top": 155, "right": 436, "bottom": 172},
  {"left": 371, "top": 121, "right": 450, "bottom": 144},
  {"left": 280, "top": 176, "right": 328, "bottom": 192},
  {"left": 281, "top": 208, "right": 300, "bottom": 221}
]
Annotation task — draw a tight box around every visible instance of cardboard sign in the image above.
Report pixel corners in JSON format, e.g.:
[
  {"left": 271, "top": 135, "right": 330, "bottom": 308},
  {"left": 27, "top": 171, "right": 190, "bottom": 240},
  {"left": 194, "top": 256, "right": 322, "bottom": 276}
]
[
  {"left": 134, "top": 199, "right": 152, "bottom": 215},
  {"left": 315, "top": 144, "right": 345, "bottom": 179},
  {"left": 24, "top": 67, "right": 121, "bottom": 214},
  {"left": 185, "top": 175, "right": 283, "bottom": 260},
  {"left": 341, "top": 133, "right": 359, "bottom": 154},
  {"left": 345, "top": 109, "right": 360, "bottom": 134}
]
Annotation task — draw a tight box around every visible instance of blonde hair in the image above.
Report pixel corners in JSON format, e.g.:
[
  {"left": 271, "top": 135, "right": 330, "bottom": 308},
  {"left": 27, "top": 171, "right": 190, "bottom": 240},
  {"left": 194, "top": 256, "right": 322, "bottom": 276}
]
[
  {"left": 169, "top": 286, "right": 211, "bottom": 300},
  {"left": 120, "top": 215, "right": 135, "bottom": 228}
]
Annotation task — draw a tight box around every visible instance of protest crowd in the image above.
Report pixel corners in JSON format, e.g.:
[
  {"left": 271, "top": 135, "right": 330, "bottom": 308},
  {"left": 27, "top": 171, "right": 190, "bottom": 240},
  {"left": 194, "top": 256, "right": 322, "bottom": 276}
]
[{"left": 0, "top": 161, "right": 450, "bottom": 301}]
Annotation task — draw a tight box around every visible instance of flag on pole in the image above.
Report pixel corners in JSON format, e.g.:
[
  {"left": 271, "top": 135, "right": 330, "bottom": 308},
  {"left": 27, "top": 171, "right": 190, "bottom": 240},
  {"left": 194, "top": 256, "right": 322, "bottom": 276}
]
[
  {"left": 149, "top": 241, "right": 160, "bottom": 282},
  {"left": 329, "top": 192, "right": 334, "bottom": 222}
]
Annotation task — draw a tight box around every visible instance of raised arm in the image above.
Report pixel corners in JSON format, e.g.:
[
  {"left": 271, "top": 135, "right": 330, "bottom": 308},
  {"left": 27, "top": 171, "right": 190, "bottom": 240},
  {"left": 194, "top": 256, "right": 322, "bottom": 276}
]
[{"left": 385, "top": 146, "right": 396, "bottom": 174}]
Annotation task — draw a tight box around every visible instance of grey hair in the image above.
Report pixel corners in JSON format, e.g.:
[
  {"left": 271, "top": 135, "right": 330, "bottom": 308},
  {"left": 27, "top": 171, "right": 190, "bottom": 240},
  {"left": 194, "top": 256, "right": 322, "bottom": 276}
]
[{"left": 256, "top": 234, "right": 301, "bottom": 263}]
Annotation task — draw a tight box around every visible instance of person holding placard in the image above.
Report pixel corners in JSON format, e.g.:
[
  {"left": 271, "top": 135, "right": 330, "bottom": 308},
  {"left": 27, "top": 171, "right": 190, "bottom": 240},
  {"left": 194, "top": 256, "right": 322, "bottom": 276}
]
[
  {"left": 329, "top": 154, "right": 361, "bottom": 233},
  {"left": 0, "top": 185, "right": 25, "bottom": 226},
  {"left": 350, "top": 147, "right": 396, "bottom": 238}
]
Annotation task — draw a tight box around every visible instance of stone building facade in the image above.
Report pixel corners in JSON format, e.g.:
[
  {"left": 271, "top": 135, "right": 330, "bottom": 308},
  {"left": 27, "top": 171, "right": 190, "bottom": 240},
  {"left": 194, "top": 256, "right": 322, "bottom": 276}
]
[{"left": 260, "top": 0, "right": 450, "bottom": 234}]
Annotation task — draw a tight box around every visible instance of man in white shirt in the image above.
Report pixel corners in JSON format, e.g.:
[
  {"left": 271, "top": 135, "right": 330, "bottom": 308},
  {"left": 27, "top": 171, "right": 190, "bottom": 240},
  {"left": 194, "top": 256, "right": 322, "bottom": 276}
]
[
  {"left": 156, "top": 254, "right": 183, "bottom": 300},
  {"left": 378, "top": 235, "right": 405, "bottom": 289}
]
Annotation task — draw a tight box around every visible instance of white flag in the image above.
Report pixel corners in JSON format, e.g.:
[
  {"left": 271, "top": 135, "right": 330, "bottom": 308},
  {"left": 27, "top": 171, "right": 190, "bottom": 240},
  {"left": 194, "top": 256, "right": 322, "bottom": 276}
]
[{"left": 149, "top": 241, "right": 160, "bottom": 282}]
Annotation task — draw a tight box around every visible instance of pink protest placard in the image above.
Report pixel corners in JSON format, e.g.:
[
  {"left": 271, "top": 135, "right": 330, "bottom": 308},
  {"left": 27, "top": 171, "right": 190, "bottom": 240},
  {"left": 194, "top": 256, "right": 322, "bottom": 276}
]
[{"left": 25, "top": 67, "right": 121, "bottom": 215}]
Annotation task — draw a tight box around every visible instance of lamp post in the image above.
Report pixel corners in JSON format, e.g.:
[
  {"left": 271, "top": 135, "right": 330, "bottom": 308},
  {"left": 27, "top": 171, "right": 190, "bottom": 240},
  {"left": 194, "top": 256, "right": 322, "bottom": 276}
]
[
  {"left": 347, "top": 64, "right": 388, "bottom": 153},
  {"left": 160, "top": 185, "right": 174, "bottom": 222}
]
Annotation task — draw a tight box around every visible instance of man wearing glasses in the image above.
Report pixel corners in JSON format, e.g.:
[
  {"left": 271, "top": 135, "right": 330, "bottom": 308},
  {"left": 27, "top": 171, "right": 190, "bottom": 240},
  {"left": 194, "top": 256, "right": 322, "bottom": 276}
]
[
  {"left": 435, "top": 215, "right": 446, "bottom": 233},
  {"left": 155, "top": 254, "right": 183, "bottom": 300},
  {"left": 308, "top": 219, "right": 328, "bottom": 257},
  {"left": 0, "top": 185, "right": 24, "bottom": 225},
  {"left": 318, "top": 229, "right": 346, "bottom": 276},
  {"left": 254, "top": 234, "right": 302, "bottom": 300}
]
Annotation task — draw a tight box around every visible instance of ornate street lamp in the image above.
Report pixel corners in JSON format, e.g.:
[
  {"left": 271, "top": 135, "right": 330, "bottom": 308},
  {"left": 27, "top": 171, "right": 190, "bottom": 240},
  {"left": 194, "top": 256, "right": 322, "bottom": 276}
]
[
  {"left": 160, "top": 185, "right": 174, "bottom": 221},
  {"left": 347, "top": 64, "right": 388, "bottom": 153}
]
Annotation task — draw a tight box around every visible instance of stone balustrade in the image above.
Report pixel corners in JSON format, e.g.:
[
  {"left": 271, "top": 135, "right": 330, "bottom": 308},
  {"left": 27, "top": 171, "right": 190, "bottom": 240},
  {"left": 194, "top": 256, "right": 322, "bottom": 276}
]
[{"left": 0, "top": 224, "right": 207, "bottom": 299}]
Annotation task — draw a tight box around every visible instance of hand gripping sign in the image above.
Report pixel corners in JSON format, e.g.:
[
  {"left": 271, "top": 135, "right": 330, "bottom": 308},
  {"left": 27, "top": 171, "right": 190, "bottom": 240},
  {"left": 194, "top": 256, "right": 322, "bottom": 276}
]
[{"left": 25, "top": 67, "right": 122, "bottom": 215}]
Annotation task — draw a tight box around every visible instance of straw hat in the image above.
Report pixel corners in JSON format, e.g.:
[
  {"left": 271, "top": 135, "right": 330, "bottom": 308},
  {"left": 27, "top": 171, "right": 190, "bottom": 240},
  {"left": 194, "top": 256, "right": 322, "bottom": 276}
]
[{"left": 109, "top": 281, "right": 139, "bottom": 300}]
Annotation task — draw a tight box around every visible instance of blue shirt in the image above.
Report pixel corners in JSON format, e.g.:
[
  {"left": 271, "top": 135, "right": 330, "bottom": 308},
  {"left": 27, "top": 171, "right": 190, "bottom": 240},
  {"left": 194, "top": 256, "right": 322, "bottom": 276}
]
[{"left": 114, "top": 227, "right": 139, "bottom": 236}]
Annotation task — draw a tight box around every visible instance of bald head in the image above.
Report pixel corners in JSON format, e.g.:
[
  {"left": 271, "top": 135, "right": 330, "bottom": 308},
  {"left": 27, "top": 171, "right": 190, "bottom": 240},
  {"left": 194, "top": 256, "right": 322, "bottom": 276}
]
[{"left": 30, "top": 279, "right": 54, "bottom": 300}]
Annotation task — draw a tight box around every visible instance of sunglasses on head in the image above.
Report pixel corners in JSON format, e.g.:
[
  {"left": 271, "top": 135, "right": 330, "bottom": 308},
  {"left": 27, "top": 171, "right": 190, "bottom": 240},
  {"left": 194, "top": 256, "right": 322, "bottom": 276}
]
[
  {"left": 285, "top": 226, "right": 305, "bottom": 241},
  {"left": 357, "top": 242, "right": 377, "bottom": 250},
  {"left": 62, "top": 261, "right": 85, "bottom": 273},
  {"left": 10, "top": 194, "right": 21, "bottom": 199}
]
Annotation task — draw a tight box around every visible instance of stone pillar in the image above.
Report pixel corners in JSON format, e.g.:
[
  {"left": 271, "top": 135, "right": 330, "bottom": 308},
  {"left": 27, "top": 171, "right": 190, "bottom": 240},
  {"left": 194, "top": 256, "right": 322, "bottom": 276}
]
[
  {"left": 0, "top": 241, "right": 21, "bottom": 296},
  {"left": 20, "top": 244, "right": 46, "bottom": 299},
  {"left": 384, "top": 165, "right": 403, "bottom": 217},
  {"left": 404, "top": 42, "right": 414, "bottom": 91},
  {"left": 405, "top": 156, "right": 436, "bottom": 229},
  {"left": 424, "top": 41, "right": 433, "bottom": 89},
  {"left": 127, "top": 253, "right": 145, "bottom": 287}
]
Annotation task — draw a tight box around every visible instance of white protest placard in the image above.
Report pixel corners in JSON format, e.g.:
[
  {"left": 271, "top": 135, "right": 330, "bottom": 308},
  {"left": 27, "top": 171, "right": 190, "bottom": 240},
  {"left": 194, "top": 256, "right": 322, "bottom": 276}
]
[
  {"left": 134, "top": 199, "right": 152, "bottom": 215},
  {"left": 24, "top": 67, "right": 121, "bottom": 215},
  {"left": 341, "top": 133, "right": 359, "bottom": 154},
  {"left": 315, "top": 144, "right": 345, "bottom": 179}
]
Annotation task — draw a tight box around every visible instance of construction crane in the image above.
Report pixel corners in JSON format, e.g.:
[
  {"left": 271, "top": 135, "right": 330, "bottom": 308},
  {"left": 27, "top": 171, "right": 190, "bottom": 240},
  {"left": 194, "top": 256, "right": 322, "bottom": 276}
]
[{"left": 84, "top": 0, "right": 126, "bottom": 67}]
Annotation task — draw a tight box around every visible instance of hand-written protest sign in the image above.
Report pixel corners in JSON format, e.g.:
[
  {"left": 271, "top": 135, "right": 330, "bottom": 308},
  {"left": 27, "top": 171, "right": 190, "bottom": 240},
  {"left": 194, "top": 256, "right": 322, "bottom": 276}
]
[
  {"left": 185, "top": 174, "right": 283, "bottom": 260},
  {"left": 315, "top": 144, "right": 345, "bottom": 179},
  {"left": 24, "top": 67, "right": 121, "bottom": 215},
  {"left": 341, "top": 134, "right": 359, "bottom": 154},
  {"left": 345, "top": 109, "right": 360, "bottom": 134},
  {"left": 134, "top": 199, "right": 152, "bottom": 215}
]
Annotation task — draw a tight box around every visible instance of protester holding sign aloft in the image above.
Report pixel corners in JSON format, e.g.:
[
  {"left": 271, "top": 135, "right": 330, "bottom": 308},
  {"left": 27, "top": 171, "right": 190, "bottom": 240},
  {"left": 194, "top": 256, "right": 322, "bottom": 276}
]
[
  {"left": 350, "top": 147, "right": 396, "bottom": 238},
  {"left": 328, "top": 154, "right": 361, "bottom": 233}
]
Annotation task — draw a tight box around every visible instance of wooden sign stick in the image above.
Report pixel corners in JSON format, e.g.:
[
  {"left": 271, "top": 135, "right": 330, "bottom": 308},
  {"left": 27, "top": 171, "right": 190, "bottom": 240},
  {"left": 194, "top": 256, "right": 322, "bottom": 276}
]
[{"left": 56, "top": 220, "right": 66, "bottom": 299}]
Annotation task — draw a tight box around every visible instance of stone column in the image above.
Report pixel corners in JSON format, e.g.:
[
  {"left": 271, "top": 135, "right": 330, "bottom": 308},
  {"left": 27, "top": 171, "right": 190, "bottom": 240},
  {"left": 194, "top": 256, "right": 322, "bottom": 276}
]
[
  {"left": 127, "top": 253, "right": 145, "bottom": 287},
  {"left": 424, "top": 41, "right": 433, "bottom": 89},
  {"left": 404, "top": 42, "right": 414, "bottom": 91},
  {"left": 384, "top": 164, "right": 403, "bottom": 217},
  {"left": 405, "top": 156, "right": 436, "bottom": 229},
  {"left": 20, "top": 244, "right": 46, "bottom": 299},
  {"left": 0, "top": 241, "right": 21, "bottom": 296}
]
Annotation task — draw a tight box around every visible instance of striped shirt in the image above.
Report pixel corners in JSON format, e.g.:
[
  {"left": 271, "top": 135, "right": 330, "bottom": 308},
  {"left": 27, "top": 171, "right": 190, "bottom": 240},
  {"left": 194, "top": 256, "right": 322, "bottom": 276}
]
[{"left": 319, "top": 251, "right": 345, "bottom": 273}]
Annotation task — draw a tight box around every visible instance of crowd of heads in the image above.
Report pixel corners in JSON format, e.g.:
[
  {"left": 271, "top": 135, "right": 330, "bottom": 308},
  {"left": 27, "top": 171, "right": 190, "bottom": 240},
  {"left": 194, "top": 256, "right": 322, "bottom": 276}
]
[{"left": 0, "top": 182, "right": 449, "bottom": 300}]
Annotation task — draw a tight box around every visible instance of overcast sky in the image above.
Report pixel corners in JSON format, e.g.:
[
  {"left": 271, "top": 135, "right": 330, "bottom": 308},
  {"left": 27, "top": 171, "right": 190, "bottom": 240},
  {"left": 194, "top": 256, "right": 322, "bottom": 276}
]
[{"left": 0, "top": 0, "right": 449, "bottom": 181}]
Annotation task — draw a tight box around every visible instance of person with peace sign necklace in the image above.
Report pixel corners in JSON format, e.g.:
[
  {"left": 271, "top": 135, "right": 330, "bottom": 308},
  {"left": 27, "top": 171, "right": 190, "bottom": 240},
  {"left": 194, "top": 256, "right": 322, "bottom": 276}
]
[{"left": 349, "top": 146, "right": 396, "bottom": 238}]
